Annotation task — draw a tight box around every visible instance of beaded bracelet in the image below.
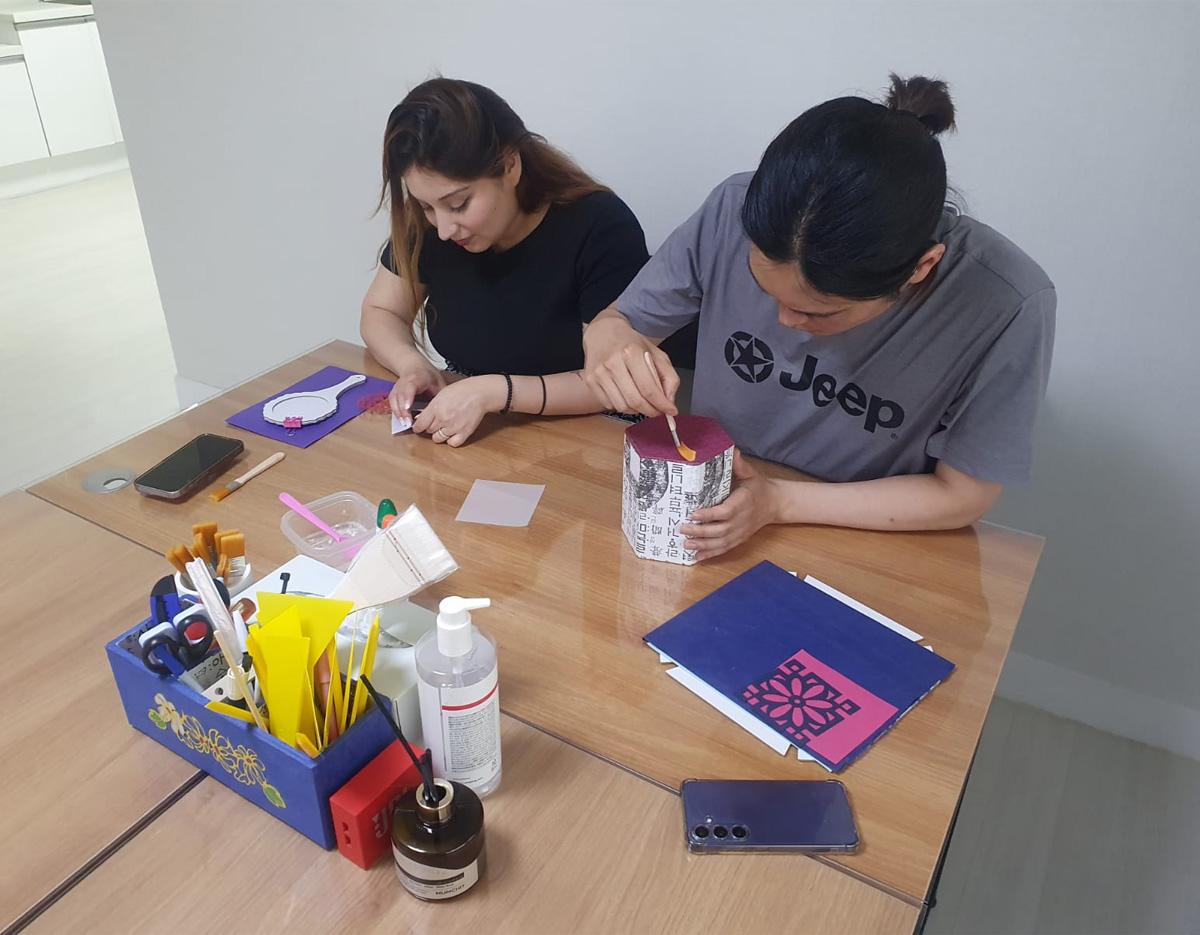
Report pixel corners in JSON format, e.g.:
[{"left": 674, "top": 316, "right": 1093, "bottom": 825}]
[{"left": 500, "top": 373, "right": 514, "bottom": 415}]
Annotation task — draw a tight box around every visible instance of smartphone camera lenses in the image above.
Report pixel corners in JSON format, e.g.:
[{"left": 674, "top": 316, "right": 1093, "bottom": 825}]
[{"left": 692, "top": 822, "right": 748, "bottom": 842}]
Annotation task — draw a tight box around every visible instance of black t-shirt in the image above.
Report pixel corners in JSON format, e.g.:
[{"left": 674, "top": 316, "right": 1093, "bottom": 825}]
[{"left": 381, "top": 191, "right": 649, "bottom": 376}]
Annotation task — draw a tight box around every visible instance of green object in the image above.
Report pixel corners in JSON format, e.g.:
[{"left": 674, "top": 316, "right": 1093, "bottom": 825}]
[{"left": 377, "top": 498, "right": 398, "bottom": 528}]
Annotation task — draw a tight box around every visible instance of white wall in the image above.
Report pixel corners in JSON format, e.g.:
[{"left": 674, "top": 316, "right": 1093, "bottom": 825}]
[{"left": 95, "top": 0, "right": 1199, "bottom": 754}]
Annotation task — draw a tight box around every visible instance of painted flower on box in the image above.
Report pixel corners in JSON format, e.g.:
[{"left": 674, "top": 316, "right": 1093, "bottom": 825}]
[{"left": 148, "top": 693, "right": 285, "bottom": 809}]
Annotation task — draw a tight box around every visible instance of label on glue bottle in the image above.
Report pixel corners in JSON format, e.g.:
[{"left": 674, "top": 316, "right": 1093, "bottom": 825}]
[
  {"left": 418, "top": 668, "right": 501, "bottom": 788},
  {"left": 393, "top": 848, "right": 481, "bottom": 900}
]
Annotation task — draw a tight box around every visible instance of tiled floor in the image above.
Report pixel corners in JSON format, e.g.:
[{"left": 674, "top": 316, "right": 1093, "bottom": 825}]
[
  {"left": 926, "top": 697, "right": 1200, "bottom": 935},
  {"left": 0, "top": 167, "right": 179, "bottom": 493}
]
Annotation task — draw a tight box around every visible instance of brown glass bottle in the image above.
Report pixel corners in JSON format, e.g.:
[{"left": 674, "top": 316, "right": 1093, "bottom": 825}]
[{"left": 391, "top": 778, "right": 486, "bottom": 900}]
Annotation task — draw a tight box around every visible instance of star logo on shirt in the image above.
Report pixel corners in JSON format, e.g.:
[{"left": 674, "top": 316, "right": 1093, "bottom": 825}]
[{"left": 724, "top": 331, "right": 775, "bottom": 384}]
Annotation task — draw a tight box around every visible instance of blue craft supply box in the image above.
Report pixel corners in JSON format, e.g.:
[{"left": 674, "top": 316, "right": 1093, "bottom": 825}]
[{"left": 106, "top": 619, "right": 394, "bottom": 848}]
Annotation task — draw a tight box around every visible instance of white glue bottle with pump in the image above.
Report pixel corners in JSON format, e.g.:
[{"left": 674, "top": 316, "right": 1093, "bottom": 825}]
[{"left": 416, "top": 597, "right": 501, "bottom": 797}]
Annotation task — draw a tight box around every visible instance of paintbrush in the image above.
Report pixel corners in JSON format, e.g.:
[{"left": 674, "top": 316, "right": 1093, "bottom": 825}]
[
  {"left": 643, "top": 351, "right": 696, "bottom": 461},
  {"left": 187, "top": 558, "right": 268, "bottom": 731},
  {"left": 210, "top": 451, "right": 285, "bottom": 502}
]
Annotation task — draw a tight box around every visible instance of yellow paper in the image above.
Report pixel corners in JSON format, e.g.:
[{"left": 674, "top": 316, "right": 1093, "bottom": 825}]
[
  {"left": 206, "top": 699, "right": 268, "bottom": 729},
  {"left": 298, "top": 666, "right": 319, "bottom": 750},
  {"left": 340, "top": 620, "right": 361, "bottom": 735},
  {"left": 259, "top": 604, "right": 303, "bottom": 639},
  {"left": 322, "top": 685, "right": 338, "bottom": 747},
  {"left": 257, "top": 594, "right": 352, "bottom": 664},
  {"left": 258, "top": 597, "right": 351, "bottom": 744},
  {"left": 257, "top": 630, "right": 310, "bottom": 748},
  {"left": 296, "top": 734, "right": 320, "bottom": 759},
  {"left": 350, "top": 616, "right": 381, "bottom": 727},
  {"left": 245, "top": 628, "right": 268, "bottom": 700},
  {"left": 322, "top": 642, "right": 343, "bottom": 746}
]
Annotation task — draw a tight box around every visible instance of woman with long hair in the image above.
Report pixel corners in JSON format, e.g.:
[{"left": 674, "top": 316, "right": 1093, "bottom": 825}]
[{"left": 361, "top": 78, "right": 648, "bottom": 446}]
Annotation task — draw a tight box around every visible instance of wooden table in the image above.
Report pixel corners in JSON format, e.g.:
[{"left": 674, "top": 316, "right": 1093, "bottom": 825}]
[
  {"left": 31, "top": 340, "right": 1043, "bottom": 907},
  {"left": 29, "top": 715, "right": 919, "bottom": 935},
  {"left": 0, "top": 493, "right": 201, "bottom": 932}
]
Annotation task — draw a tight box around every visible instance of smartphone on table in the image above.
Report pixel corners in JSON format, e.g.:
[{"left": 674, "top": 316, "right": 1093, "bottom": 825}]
[
  {"left": 681, "top": 779, "right": 859, "bottom": 853},
  {"left": 134, "top": 434, "right": 244, "bottom": 500}
]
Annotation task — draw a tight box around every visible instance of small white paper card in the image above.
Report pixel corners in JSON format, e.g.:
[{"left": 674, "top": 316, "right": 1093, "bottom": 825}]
[
  {"left": 456, "top": 480, "right": 545, "bottom": 527},
  {"left": 391, "top": 413, "right": 413, "bottom": 435}
]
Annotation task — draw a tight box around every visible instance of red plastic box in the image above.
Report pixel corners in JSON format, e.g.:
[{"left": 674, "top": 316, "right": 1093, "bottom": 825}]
[{"left": 329, "top": 740, "right": 425, "bottom": 869}]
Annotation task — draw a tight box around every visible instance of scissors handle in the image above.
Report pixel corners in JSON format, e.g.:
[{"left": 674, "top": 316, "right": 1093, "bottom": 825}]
[
  {"left": 141, "top": 634, "right": 186, "bottom": 678},
  {"left": 177, "top": 614, "right": 215, "bottom": 662}
]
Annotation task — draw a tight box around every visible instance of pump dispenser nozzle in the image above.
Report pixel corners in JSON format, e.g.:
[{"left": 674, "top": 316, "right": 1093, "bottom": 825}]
[{"left": 436, "top": 597, "right": 490, "bottom": 657}]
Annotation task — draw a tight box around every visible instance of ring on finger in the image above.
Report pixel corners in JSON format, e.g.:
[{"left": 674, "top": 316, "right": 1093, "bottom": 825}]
[{"left": 434, "top": 428, "right": 449, "bottom": 440}]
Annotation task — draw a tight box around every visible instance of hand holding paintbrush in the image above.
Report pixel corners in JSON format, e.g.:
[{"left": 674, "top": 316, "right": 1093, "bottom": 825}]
[{"left": 643, "top": 351, "right": 696, "bottom": 461}]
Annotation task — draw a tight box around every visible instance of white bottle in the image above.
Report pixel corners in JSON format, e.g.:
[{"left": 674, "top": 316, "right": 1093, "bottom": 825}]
[{"left": 416, "top": 597, "right": 501, "bottom": 797}]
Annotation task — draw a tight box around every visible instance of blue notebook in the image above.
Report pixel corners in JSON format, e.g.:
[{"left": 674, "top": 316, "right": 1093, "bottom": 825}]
[{"left": 645, "top": 561, "right": 954, "bottom": 772}]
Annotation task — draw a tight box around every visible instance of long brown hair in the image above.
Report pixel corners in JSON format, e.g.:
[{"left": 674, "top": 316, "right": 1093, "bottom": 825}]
[{"left": 378, "top": 78, "right": 608, "bottom": 311}]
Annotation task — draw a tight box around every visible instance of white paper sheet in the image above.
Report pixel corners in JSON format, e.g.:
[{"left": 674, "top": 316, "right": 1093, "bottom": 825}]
[{"left": 456, "top": 480, "right": 545, "bottom": 527}]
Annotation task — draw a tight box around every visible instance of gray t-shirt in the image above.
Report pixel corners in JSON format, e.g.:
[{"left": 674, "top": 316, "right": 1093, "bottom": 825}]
[{"left": 617, "top": 173, "right": 1056, "bottom": 484}]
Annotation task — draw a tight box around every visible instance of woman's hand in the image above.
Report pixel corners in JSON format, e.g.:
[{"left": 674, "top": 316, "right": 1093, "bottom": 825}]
[
  {"left": 583, "top": 309, "right": 679, "bottom": 416},
  {"left": 388, "top": 348, "right": 447, "bottom": 421},
  {"left": 411, "top": 375, "right": 505, "bottom": 447},
  {"left": 679, "top": 451, "right": 781, "bottom": 561}
]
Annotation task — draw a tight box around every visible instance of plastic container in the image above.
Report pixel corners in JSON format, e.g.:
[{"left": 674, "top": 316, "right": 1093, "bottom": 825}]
[
  {"left": 336, "top": 601, "right": 437, "bottom": 747},
  {"left": 416, "top": 597, "right": 501, "bottom": 797},
  {"left": 280, "top": 490, "right": 376, "bottom": 572}
]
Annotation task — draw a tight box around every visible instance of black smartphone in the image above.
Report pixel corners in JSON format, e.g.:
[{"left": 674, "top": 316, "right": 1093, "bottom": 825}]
[
  {"left": 134, "top": 434, "right": 244, "bottom": 500},
  {"left": 681, "top": 779, "right": 859, "bottom": 853}
]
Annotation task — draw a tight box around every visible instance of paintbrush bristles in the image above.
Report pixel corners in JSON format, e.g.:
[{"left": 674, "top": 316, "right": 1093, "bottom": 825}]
[
  {"left": 666, "top": 416, "right": 698, "bottom": 462},
  {"left": 210, "top": 451, "right": 285, "bottom": 502}
]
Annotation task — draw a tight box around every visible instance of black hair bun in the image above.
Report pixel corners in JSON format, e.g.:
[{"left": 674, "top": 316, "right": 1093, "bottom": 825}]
[{"left": 886, "top": 73, "right": 956, "bottom": 136}]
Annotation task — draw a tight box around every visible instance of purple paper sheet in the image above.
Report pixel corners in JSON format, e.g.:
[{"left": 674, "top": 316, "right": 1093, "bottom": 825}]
[{"left": 226, "top": 365, "right": 393, "bottom": 449}]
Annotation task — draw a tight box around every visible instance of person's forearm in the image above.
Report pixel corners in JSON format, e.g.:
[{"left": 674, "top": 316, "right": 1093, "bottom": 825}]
[
  {"left": 360, "top": 304, "right": 421, "bottom": 375},
  {"left": 474, "top": 371, "right": 605, "bottom": 416},
  {"left": 770, "top": 472, "right": 990, "bottom": 531}
]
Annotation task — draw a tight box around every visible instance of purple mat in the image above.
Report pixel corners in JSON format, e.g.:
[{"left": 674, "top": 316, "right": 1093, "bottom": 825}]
[{"left": 226, "top": 365, "right": 393, "bottom": 449}]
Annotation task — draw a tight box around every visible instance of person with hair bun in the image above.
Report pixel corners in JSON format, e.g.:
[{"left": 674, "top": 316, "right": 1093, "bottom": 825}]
[
  {"left": 362, "top": 78, "right": 650, "bottom": 447},
  {"left": 584, "top": 74, "right": 1055, "bottom": 558}
]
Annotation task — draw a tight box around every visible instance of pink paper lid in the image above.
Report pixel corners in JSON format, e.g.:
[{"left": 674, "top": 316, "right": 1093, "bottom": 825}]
[{"left": 625, "top": 415, "right": 734, "bottom": 463}]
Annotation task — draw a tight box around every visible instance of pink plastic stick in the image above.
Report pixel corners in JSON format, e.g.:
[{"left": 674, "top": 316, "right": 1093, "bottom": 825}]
[{"left": 279, "top": 491, "right": 345, "bottom": 542}]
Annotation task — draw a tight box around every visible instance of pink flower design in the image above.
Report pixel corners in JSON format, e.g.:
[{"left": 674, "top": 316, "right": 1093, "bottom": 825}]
[{"left": 761, "top": 676, "right": 836, "bottom": 730}]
